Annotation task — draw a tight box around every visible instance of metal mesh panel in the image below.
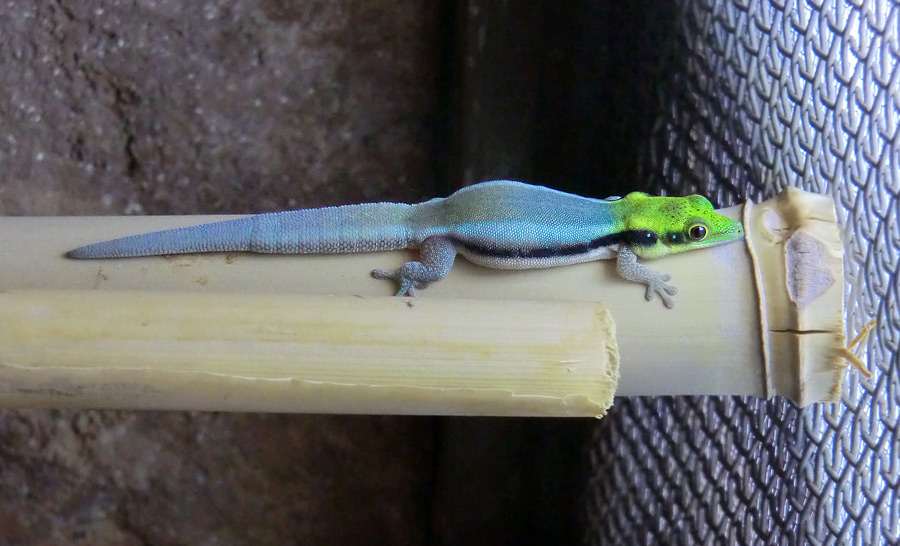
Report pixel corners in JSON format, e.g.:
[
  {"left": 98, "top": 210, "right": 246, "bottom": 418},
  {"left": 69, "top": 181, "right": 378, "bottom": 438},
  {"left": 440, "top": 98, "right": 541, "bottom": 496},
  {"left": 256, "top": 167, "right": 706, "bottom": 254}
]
[{"left": 583, "top": 1, "right": 899, "bottom": 544}]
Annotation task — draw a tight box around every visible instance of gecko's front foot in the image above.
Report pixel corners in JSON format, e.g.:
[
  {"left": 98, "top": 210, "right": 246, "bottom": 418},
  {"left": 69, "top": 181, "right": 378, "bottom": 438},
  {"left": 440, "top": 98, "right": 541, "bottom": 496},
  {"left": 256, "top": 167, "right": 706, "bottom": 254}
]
[
  {"left": 615, "top": 246, "right": 678, "bottom": 308},
  {"left": 643, "top": 272, "right": 677, "bottom": 309}
]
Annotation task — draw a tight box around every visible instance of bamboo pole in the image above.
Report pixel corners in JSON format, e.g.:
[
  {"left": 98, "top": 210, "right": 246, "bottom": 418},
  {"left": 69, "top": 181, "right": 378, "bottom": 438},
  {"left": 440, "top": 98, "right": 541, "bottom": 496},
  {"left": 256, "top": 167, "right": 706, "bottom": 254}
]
[{"left": 0, "top": 188, "right": 850, "bottom": 413}]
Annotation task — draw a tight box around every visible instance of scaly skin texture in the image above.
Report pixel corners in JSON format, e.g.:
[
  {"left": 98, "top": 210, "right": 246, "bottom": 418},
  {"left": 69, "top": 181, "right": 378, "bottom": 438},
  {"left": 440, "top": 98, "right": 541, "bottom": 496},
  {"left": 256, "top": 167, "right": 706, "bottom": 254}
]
[{"left": 67, "top": 180, "right": 744, "bottom": 307}]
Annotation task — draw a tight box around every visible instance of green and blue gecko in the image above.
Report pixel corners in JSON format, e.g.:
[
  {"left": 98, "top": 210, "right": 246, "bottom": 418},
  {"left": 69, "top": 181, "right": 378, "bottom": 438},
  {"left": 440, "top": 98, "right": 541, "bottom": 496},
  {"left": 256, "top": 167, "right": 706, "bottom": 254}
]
[{"left": 66, "top": 180, "right": 744, "bottom": 307}]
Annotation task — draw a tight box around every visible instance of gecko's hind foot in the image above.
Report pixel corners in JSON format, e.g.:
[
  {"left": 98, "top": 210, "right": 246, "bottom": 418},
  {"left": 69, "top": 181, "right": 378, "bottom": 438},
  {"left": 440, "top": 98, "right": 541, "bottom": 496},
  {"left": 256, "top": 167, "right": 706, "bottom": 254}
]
[
  {"left": 371, "top": 267, "right": 428, "bottom": 297},
  {"left": 371, "top": 237, "right": 456, "bottom": 297}
]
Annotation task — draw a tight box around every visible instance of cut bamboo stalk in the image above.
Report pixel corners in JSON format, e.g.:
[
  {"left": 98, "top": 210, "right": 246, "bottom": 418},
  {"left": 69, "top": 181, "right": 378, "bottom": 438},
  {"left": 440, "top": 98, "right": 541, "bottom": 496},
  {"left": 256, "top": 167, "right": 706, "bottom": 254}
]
[
  {"left": 0, "top": 292, "right": 618, "bottom": 416},
  {"left": 0, "top": 187, "right": 849, "bottom": 412}
]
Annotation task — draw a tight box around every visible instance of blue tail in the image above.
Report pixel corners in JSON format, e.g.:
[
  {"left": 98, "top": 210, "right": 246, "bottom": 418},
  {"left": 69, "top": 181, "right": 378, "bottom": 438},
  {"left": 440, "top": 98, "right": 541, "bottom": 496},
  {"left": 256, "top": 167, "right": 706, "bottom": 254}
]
[
  {"left": 66, "top": 217, "right": 255, "bottom": 258},
  {"left": 66, "top": 202, "right": 417, "bottom": 259}
]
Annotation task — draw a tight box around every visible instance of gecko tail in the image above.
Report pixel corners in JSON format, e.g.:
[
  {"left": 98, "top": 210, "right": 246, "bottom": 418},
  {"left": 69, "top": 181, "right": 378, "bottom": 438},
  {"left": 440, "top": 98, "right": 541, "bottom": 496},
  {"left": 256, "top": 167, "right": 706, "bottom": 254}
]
[
  {"left": 66, "top": 202, "right": 418, "bottom": 259},
  {"left": 65, "top": 216, "right": 255, "bottom": 259}
]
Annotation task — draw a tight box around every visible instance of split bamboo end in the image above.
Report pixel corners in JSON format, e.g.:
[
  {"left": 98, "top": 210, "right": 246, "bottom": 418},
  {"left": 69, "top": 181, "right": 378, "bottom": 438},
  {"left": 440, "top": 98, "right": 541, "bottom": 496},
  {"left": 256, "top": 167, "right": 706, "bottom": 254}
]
[{"left": 745, "top": 187, "right": 849, "bottom": 405}]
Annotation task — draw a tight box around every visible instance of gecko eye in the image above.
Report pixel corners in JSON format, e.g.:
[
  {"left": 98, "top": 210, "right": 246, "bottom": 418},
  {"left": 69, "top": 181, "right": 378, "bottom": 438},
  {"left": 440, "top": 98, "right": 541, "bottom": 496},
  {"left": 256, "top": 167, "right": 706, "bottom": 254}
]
[{"left": 688, "top": 224, "right": 708, "bottom": 241}]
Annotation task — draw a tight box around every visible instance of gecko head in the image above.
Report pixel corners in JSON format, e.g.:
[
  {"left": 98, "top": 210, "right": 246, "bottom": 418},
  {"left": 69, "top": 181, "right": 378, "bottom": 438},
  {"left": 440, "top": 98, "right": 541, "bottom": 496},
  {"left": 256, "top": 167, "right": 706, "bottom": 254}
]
[{"left": 620, "top": 193, "right": 744, "bottom": 260}]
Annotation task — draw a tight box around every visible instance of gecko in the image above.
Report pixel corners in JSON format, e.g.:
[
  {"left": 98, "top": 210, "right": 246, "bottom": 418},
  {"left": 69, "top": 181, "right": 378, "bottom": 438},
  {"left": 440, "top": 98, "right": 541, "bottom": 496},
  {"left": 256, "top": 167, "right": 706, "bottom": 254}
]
[{"left": 66, "top": 180, "right": 744, "bottom": 307}]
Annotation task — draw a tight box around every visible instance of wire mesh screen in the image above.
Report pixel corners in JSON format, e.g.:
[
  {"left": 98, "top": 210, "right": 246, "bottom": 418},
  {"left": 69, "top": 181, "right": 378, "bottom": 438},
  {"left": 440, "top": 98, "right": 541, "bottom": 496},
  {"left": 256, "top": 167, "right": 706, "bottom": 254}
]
[{"left": 583, "top": 1, "right": 899, "bottom": 544}]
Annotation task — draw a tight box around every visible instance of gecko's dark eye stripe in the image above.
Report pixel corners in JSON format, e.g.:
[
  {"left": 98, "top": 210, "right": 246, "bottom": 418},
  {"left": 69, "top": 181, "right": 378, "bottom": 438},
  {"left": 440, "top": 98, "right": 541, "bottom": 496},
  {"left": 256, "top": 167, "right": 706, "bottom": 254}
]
[
  {"left": 622, "top": 230, "right": 657, "bottom": 247},
  {"left": 456, "top": 229, "right": 658, "bottom": 259}
]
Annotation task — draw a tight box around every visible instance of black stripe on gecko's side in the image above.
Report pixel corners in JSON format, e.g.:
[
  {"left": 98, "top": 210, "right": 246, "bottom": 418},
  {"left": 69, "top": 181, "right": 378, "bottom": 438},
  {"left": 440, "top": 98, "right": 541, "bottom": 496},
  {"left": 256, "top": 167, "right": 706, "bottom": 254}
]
[{"left": 455, "top": 229, "right": 658, "bottom": 259}]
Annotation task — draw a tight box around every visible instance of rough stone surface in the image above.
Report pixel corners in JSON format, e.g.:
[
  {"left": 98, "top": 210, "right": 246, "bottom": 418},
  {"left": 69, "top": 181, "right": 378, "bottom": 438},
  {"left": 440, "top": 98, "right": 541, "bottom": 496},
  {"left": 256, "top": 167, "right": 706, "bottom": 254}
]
[
  {"left": 0, "top": 1, "right": 438, "bottom": 216},
  {"left": 0, "top": 1, "right": 438, "bottom": 544},
  {"left": 0, "top": 412, "right": 434, "bottom": 545}
]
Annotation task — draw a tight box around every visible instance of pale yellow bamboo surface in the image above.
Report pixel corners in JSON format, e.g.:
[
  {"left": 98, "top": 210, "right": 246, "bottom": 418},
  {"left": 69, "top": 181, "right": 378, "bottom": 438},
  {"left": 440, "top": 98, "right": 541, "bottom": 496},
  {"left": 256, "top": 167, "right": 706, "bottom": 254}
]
[{"left": 0, "top": 292, "right": 618, "bottom": 416}]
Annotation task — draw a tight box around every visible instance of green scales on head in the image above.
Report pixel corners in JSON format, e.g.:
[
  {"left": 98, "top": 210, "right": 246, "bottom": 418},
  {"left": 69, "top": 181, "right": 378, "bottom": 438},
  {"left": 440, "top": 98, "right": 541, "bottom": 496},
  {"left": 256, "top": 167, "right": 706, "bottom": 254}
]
[{"left": 608, "top": 192, "right": 745, "bottom": 260}]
